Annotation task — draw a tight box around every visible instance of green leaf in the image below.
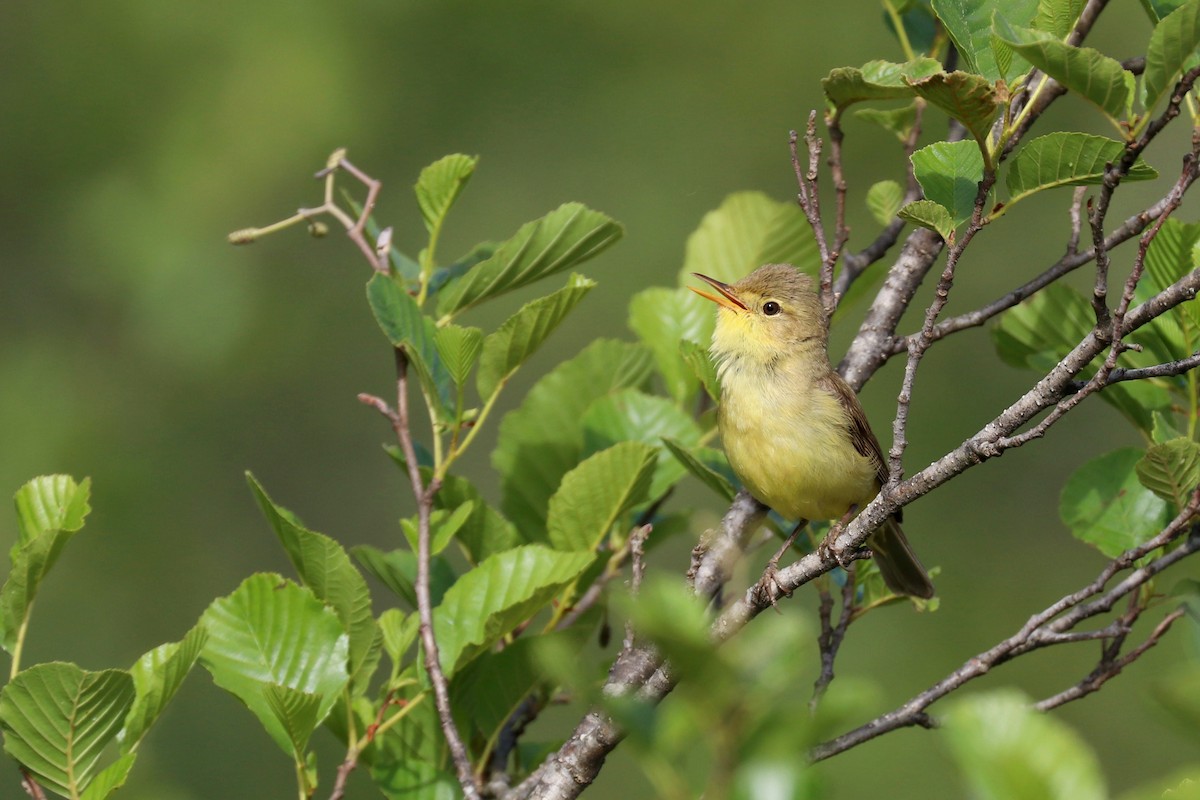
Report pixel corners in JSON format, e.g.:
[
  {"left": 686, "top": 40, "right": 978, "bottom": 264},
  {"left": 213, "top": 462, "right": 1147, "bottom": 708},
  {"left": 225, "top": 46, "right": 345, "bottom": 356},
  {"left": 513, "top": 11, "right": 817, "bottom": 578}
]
[
  {"left": 400, "top": 502, "right": 474, "bottom": 557},
  {"left": 199, "top": 574, "right": 349, "bottom": 756},
  {"left": 372, "top": 759, "right": 459, "bottom": 800},
  {"left": 1143, "top": 218, "right": 1200, "bottom": 332},
  {"left": 435, "top": 203, "right": 622, "bottom": 319},
  {"left": 580, "top": 389, "right": 703, "bottom": 499},
  {"left": 866, "top": 180, "right": 905, "bottom": 225},
  {"left": 679, "top": 339, "right": 720, "bottom": 402},
  {"left": 943, "top": 690, "right": 1106, "bottom": 800},
  {"left": 248, "top": 475, "right": 379, "bottom": 693},
  {"left": 262, "top": 683, "right": 323, "bottom": 758},
  {"left": 1144, "top": 0, "right": 1200, "bottom": 112},
  {"left": 628, "top": 287, "right": 713, "bottom": 404},
  {"left": 1136, "top": 438, "right": 1200, "bottom": 507},
  {"left": 1061, "top": 448, "right": 1169, "bottom": 557},
  {"left": 433, "top": 544, "right": 594, "bottom": 674},
  {"left": 907, "top": 71, "right": 1000, "bottom": 149},
  {"left": 910, "top": 140, "right": 986, "bottom": 229},
  {"left": 821, "top": 58, "right": 943, "bottom": 111},
  {"left": 414, "top": 154, "right": 477, "bottom": 235},
  {"left": 351, "top": 545, "right": 457, "bottom": 609},
  {"left": 853, "top": 104, "right": 920, "bottom": 141},
  {"left": 662, "top": 438, "right": 736, "bottom": 501},
  {"left": 433, "top": 324, "right": 484, "bottom": 389},
  {"left": 433, "top": 472, "right": 523, "bottom": 563},
  {"left": 366, "top": 273, "right": 454, "bottom": 419},
  {"left": 1033, "top": 0, "right": 1086, "bottom": 37},
  {"left": 378, "top": 609, "right": 420, "bottom": 676},
  {"left": 1142, "top": 0, "right": 1191, "bottom": 23},
  {"left": 898, "top": 199, "right": 956, "bottom": 240},
  {"left": 476, "top": 273, "right": 595, "bottom": 399},
  {"left": 121, "top": 624, "right": 207, "bottom": 754},
  {"left": 932, "top": 0, "right": 1038, "bottom": 81},
  {"left": 493, "top": 340, "right": 654, "bottom": 540},
  {"left": 995, "top": 19, "right": 1133, "bottom": 119},
  {"left": 2, "top": 476, "right": 93, "bottom": 654},
  {"left": 546, "top": 441, "right": 658, "bottom": 552},
  {"left": 1007, "top": 133, "right": 1159, "bottom": 205},
  {"left": 0, "top": 663, "right": 135, "bottom": 798},
  {"left": 80, "top": 753, "right": 137, "bottom": 800}
]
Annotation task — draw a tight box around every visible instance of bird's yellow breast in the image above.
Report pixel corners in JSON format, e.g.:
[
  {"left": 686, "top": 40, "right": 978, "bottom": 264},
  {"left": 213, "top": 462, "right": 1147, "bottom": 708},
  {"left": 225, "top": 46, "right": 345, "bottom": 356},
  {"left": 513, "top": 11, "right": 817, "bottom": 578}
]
[{"left": 717, "top": 354, "right": 877, "bottom": 522}]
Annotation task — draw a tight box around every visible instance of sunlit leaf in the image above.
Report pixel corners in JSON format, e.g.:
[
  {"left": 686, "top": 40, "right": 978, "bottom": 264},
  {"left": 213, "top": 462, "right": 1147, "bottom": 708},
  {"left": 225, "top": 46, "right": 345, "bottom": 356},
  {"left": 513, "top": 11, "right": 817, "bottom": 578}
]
[
  {"left": 629, "top": 287, "right": 713, "bottom": 403},
  {"left": 367, "top": 274, "right": 454, "bottom": 419},
  {"left": 1144, "top": 0, "right": 1200, "bottom": 112},
  {"left": 932, "top": 0, "right": 1038, "bottom": 81},
  {"left": 898, "top": 199, "right": 956, "bottom": 240},
  {"left": 679, "top": 339, "right": 720, "bottom": 402},
  {"left": 1033, "top": 0, "right": 1086, "bottom": 37},
  {"left": 1006, "top": 133, "right": 1158, "bottom": 205},
  {"left": 400, "top": 502, "right": 474, "bottom": 557},
  {"left": 822, "top": 58, "right": 943, "bottom": 111},
  {"left": 476, "top": 273, "right": 595, "bottom": 399},
  {"left": 546, "top": 441, "right": 658, "bottom": 552},
  {"left": 866, "top": 180, "right": 905, "bottom": 225},
  {"left": 121, "top": 624, "right": 207, "bottom": 754},
  {"left": 414, "top": 154, "right": 477, "bottom": 235},
  {"left": 910, "top": 140, "right": 987, "bottom": 229},
  {"left": 1061, "top": 448, "right": 1169, "bottom": 557},
  {"left": 1137, "top": 438, "right": 1200, "bottom": 507},
  {"left": 436, "top": 203, "right": 621, "bottom": 318},
  {"left": 263, "top": 683, "right": 323, "bottom": 758},
  {"left": 907, "top": 71, "right": 1000, "bottom": 148},
  {"left": 434, "top": 324, "right": 484, "bottom": 389}
]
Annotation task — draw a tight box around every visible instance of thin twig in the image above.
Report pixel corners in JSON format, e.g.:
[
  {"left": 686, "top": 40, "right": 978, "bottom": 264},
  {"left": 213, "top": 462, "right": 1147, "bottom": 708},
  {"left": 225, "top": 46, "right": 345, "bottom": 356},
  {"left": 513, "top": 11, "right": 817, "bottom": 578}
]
[
  {"left": 19, "top": 772, "right": 45, "bottom": 800},
  {"left": 811, "top": 565, "right": 856, "bottom": 707}
]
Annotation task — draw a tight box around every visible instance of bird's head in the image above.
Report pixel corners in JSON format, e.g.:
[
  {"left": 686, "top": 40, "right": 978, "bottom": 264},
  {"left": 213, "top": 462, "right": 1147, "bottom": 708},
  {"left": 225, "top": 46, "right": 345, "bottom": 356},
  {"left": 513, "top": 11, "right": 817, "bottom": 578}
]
[{"left": 690, "top": 264, "right": 828, "bottom": 367}]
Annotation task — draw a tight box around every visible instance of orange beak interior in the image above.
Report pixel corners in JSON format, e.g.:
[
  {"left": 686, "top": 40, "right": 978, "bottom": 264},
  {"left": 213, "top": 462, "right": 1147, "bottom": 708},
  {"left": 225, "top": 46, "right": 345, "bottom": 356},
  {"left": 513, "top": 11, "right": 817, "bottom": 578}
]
[{"left": 689, "top": 273, "right": 747, "bottom": 312}]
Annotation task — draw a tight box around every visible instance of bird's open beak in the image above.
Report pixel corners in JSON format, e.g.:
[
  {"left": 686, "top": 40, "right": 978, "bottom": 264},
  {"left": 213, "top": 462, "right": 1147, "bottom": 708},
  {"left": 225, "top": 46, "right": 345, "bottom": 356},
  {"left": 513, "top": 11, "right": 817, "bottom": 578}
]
[{"left": 689, "top": 273, "right": 748, "bottom": 312}]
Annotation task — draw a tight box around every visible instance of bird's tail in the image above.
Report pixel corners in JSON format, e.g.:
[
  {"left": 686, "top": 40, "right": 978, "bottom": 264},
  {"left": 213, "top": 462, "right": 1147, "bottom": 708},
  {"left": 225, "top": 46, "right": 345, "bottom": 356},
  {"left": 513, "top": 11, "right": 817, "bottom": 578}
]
[{"left": 868, "top": 517, "right": 935, "bottom": 599}]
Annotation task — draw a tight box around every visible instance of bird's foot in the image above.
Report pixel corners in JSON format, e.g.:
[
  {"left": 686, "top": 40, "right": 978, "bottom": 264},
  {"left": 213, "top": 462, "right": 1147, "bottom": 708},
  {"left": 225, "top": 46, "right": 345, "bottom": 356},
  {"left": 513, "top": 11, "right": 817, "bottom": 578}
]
[
  {"left": 817, "top": 527, "right": 870, "bottom": 571},
  {"left": 758, "top": 559, "right": 793, "bottom": 611}
]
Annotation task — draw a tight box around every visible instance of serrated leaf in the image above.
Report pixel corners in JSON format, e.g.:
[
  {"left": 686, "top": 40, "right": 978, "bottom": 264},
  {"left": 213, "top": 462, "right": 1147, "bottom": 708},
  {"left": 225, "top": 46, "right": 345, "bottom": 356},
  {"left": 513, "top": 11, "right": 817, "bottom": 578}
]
[
  {"left": 351, "top": 545, "right": 457, "bottom": 609},
  {"left": 493, "top": 340, "right": 654, "bottom": 541},
  {"left": 436, "top": 203, "right": 622, "bottom": 319},
  {"left": 995, "top": 19, "right": 1133, "bottom": 119},
  {"left": 433, "top": 324, "right": 483, "bottom": 388},
  {"left": 1145, "top": 0, "right": 1200, "bottom": 112},
  {"left": 580, "top": 390, "right": 703, "bottom": 499},
  {"left": 0, "top": 663, "right": 135, "bottom": 798},
  {"left": 366, "top": 273, "right": 454, "bottom": 419},
  {"left": 866, "top": 180, "right": 905, "bottom": 226},
  {"left": 80, "top": 753, "right": 136, "bottom": 800},
  {"left": 546, "top": 441, "right": 658, "bottom": 552},
  {"left": 476, "top": 273, "right": 595, "bottom": 399},
  {"left": 263, "top": 683, "right": 323, "bottom": 758},
  {"left": 1007, "top": 133, "right": 1159, "bottom": 205},
  {"left": 679, "top": 339, "right": 720, "bottom": 402},
  {"left": 400, "top": 502, "right": 474, "bottom": 557},
  {"left": 433, "top": 545, "right": 594, "bottom": 674},
  {"left": 854, "top": 104, "right": 920, "bottom": 141},
  {"left": 415, "top": 154, "right": 477, "bottom": 235},
  {"left": 821, "top": 58, "right": 943, "bottom": 110},
  {"left": 248, "top": 475, "right": 378, "bottom": 693},
  {"left": 378, "top": 609, "right": 420, "bottom": 675},
  {"left": 629, "top": 287, "right": 713, "bottom": 404},
  {"left": 1137, "top": 438, "right": 1200, "bottom": 507},
  {"left": 662, "top": 438, "right": 736, "bottom": 501},
  {"left": 1061, "top": 448, "right": 1169, "bottom": 557},
  {"left": 2, "top": 476, "right": 93, "bottom": 654},
  {"left": 911, "top": 140, "right": 987, "bottom": 229},
  {"left": 121, "top": 624, "right": 206, "bottom": 754},
  {"left": 1033, "top": 0, "right": 1086, "bottom": 37},
  {"left": 199, "top": 574, "right": 349, "bottom": 756},
  {"left": 944, "top": 690, "right": 1106, "bottom": 800},
  {"left": 908, "top": 71, "right": 1000, "bottom": 149},
  {"left": 932, "top": 0, "right": 1039, "bottom": 81},
  {"left": 898, "top": 199, "right": 956, "bottom": 240}
]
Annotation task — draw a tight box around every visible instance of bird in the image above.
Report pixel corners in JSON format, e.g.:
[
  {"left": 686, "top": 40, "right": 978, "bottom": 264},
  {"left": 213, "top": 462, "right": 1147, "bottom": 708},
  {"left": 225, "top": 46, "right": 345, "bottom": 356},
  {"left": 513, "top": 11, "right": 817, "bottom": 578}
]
[{"left": 690, "top": 263, "right": 934, "bottom": 599}]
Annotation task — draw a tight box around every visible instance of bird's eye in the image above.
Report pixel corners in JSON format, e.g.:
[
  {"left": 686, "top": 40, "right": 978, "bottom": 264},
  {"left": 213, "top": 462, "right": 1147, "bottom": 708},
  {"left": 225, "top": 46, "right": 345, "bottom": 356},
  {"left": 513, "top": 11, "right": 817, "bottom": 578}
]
[{"left": 762, "top": 301, "right": 781, "bottom": 316}]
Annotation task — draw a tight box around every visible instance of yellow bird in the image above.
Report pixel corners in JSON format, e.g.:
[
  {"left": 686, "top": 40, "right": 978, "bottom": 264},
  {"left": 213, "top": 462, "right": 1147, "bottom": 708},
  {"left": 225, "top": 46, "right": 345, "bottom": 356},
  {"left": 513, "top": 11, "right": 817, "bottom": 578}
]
[{"left": 691, "top": 263, "right": 934, "bottom": 599}]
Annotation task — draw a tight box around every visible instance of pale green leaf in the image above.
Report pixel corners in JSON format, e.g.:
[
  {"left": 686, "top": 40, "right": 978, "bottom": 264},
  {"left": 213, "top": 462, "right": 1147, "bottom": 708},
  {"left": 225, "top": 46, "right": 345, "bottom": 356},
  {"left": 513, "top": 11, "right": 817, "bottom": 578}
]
[
  {"left": 910, "top": 140, "right": 986, "bottom": 228},
  {"left": 907, "top": 71, "right": 1000, "bottom": 148},
  {"left": 121, "top": 624, "right": 206, "bottom": 754},
  {"left": 1137, "top": 438, "right": 1200, "bottom": 507},
  {"left": 932, "top": 0, "right": 1038, "bottom": 80},
  {"left": 436, "top": 203, "right": 621, "bottom": 318},
  {"left": 476, "top": 273, "right": 595, "bottom": 399},
  {"left": 366, "top": 274, "right": 454, "bottom": 419},
  {"left": 414, "top": 154, "right": 477, "bottom": 235},
  {"left": 0, "top": 663, "right": 135, "bottom": 798},
  {"left": 1144, "top": 0, "right": 1200, "bottom": 112},
  {"left": 80, "top": 753, "right": 137, "bottom": 800},
  {"left": 378, "top": 609, "right": 420, "bottom": 675},
  {"left": 13, "top": 474, "right": 91, "bottom": 546},
  {"left": 821, "top": 58, "right": 943, "bottom": 110},
  {"left": 866, "top": 180, "right": 905, "bottom": 225},
  {"left": 628, "top": 287, "right": 713, "bottom": 403},
  {"left": 944, "top": 690, "right": 1106, "bottom": 800},
  {"left": 853, "top": 104, "right": 920, "bottom": 141},
  {"left": 199, "top": 574, "right": 349, "bottom": 756},
  {"left": 995, "top": 19, "right": 1133, "bottom": 118},
  {"left": 679, "top": 339, "right": 720, "bottom": 402},
  {"left": 1006, "top": 133, "right": 1158, "bottom": 205},
  {"left": 248, "top": 475, "right": 378, "bottom": 693},
  {"left": 400, "top": 502, "right": 474, "bottom": 557},
  {"left": 662, "top": 438, "right": 736, "bottom": 501},
  {"left": 1061, "top": 448, "right": 1169, "bottom": 557},
  {"left": 897, "top": 199, "right": 956, "bottom": 240},
  {"left": 262, "top": 683, "right": 323, "bottom": 757},
  {"left": 1033, "top": 0, "right": 1086, "bottom": 37},
  {"left": 492, "top": 340, "right": 654, "bottom": 540},
  {"left": 433, "top": 545, "right": 594, "bottom": 674},
  {"left": 433, "top": 324, "right": 484, "bottom": 388},
  {"left": 547, "top": 441, "right": 658, "bottom": 552}
]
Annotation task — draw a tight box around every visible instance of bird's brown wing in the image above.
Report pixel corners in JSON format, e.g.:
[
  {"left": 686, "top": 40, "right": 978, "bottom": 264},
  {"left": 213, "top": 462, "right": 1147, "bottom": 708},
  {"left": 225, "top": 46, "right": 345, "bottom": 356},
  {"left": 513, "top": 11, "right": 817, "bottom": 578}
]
[{"left": 818, "top": 371, "right": 889, "bottom": 489}]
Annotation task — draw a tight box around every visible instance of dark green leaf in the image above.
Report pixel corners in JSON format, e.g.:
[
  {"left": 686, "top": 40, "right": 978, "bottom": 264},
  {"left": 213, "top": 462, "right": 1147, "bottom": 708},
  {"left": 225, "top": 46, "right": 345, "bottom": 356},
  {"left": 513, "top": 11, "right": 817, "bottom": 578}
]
[
  {"left": 436, "top": 203, "right": 622, "bottom": 319},
  {"left": 662, "top": 438, "right": 736, "bottom": 501},
  {"left": 995, "top": 19, "right": 1134, "bottom": 119},
  {"left": 1136, "top": 438, "right": 1200, "bottom": 507},
  {"left": 121, "top": 624, "right": 206, "bottom": 754},
  {"left": 1061, "top": 448, "right": 1169, "bottom": 557},
  {"left": 351, "top": 545, "right": 457, "bottom": 609},
  {"left": 366, "top": 274, "right": 454, "bottom": 419},
  {"left": 910, "top": 140, "right": 986, "bottom": 229},
  {"left": 546, "top": 441, "right": 658, "bottom": 552},
  {"left": 248, "top": 474, "right": 378, "bottom": 693},
  {"left": 434, "top": 324, "right": 484, "bottom": 389},
  {"left": 897, "top": 199, "right": 956, "bottom": 240},
  {"left": 908, "top": 71, "right": 1000, "bottom": 149},
  {"left": 932, "top": 0, "right": 1038, "bottom": 80},
  {"left": 433, "top": 471, "right": 523, "bottom": 563},
  {"left": 414, "top": 154, "right": 477, "bottom": 235},
  {"left": 476, "top": 273, "right": 595, "bottom": 399},
  {"left": 0, "top": 663, "right": 135, "bottom": 798},
  {"left": 199, "top": 574, "right": 349, "bottom": 756},
  {"left": 866, "top": 180, "right": 905, "bottom": 225},
  {"left": 821, "top": 58, "right": 943, "bottom": 111},
  {"left": 1141, "top": 0, "right": 1191, "bottom": 23},
  {"left": 1144, "top": 0, "right": 1200, "bottom": 112},
  {"left": 628, "top": 287, "right": 713, "bottom": 404},
  {"left": 433, "top": 545, "right": 594, "bottom": 674},
  {"left": 1007, "top": 133, "right": 1158, "bottom": 205}
]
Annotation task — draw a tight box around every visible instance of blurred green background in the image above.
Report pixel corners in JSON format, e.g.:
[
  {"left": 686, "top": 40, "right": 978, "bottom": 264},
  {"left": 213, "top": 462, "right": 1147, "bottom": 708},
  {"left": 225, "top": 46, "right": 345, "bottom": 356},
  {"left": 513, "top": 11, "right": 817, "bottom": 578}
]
[{"left": 3, "top": 1, "right": 1198, "bottom": 797}]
